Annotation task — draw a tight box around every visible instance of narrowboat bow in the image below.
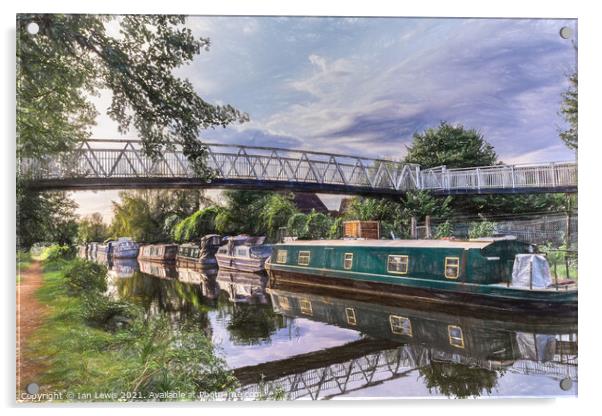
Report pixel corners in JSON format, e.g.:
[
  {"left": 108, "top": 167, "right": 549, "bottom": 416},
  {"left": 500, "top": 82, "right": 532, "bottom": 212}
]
[
  {"left": 216, "top": 236, "right": 272, "bottom": 273},
  {"left": 176, "top": 234, "right": 223, "bottom": 267}
]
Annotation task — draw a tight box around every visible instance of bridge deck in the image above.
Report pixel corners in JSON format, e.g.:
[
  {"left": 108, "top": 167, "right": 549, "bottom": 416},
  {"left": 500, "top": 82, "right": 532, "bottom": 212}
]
[{"left": 19, "top": 139, "right": 577, "bottom": 195}]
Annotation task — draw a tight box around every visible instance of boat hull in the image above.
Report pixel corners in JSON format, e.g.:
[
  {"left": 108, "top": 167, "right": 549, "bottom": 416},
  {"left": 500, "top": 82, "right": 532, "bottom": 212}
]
[
  {"left": 112, "top": 248, "right": 139, "bottom": 259},
  {"left": 267, "top": 265, "right": 577, "bottom": 316},
  {"left": 216, "top": 254, "right": 266, "bottom": 273},
  {"left": 176, "top": 256, "right": 218, "bottom": 268}
]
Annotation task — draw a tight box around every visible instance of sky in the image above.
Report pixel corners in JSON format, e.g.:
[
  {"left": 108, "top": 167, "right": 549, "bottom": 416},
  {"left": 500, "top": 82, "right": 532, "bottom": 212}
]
[{"left": 75, "top": 16, "right": 578, "bottom": 221}]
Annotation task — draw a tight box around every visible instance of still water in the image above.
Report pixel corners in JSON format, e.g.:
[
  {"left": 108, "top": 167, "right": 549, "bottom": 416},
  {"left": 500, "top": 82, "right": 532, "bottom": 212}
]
[{"left": 99, "top": 256, "right": 577, "bottom": 399}]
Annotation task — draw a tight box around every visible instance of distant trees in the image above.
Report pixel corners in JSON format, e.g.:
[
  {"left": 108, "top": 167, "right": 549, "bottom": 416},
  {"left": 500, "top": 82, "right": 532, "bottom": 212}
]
[
  {"left": 559, "top": 73, "right": 577, "bottom": 150},
  {"left": 404, "top": 122, "right": 497, "bottom": 168},
  {"left": 77, "top": 213, "right": 109, "bottom": 243},
  {"left": 17, "top": 189, "right": 79, "bottom": 248},
  {"left": 109, "top": 190, "right": 203, "bottom": 242}
]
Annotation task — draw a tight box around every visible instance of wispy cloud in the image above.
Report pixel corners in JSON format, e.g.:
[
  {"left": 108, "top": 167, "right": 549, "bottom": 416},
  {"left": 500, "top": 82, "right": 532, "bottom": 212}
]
[{"left": 91, "top": 17, "right": 577, "bottom": 163}]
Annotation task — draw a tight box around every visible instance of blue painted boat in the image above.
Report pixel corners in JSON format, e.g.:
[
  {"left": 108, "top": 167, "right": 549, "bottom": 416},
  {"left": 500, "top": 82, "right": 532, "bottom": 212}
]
[
  {"left": 112, "top": 237, "right": 139, "bottom": 259},
  {"left": 216, "top": 236, "right": 272, "bottom": 273}
]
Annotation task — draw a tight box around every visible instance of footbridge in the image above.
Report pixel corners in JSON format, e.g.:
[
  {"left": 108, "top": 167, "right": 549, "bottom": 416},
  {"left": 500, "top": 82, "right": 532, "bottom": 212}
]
[{"left": 19, "top": 139, "right": 577, "bottom": 196}]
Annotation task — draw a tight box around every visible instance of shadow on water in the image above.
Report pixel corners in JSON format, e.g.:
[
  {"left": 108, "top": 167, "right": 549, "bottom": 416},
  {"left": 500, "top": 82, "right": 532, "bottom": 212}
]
[{"left": 89, "top": 254, "right": 577, "bottom": 399}]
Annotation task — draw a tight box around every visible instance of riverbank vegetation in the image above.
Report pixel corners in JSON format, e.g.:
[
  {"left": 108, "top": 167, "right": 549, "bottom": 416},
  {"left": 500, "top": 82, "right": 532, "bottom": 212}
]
[{"left": 25, "top": 248, "right": 237, "bottom": 401}]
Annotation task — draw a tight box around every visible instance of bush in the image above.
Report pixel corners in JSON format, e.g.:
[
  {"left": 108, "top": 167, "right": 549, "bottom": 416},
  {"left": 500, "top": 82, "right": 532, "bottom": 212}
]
[
  {"left": 434, "top": 221, "right": 454, "bottom": 239},
  {"left": 41, "top": 245, "right": 73, "bottom": 262},
  {"left": 468, "top": 221, "right": 497, "bottom": 239},
  {"left": 64, "top": 259, "right": 108, "bottom": 295},
  {"left": 287, "top": 213, "right": 308, "bottom": 238},
  {"left": 82, "top": 294, "right": 140, "bottom": 330},
  {"left": 305, "top": 211, "right": 332, "bottom": 240}
]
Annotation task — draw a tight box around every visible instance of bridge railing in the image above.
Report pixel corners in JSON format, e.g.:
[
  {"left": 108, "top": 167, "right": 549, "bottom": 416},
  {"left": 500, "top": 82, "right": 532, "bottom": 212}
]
[
  {"left": 420, "top": 161, "right": 577, "bottom": 192},
  {"left": 18, "top": 139, "right": 577, "bottom": 193},
  {"left": 19, "top": 139, "right": 422, "bottom": 192}
]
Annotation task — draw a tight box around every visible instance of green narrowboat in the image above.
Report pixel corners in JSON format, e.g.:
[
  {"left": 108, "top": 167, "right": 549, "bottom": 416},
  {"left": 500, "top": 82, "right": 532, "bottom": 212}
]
[{"left": 266, "top": 238, "right": 577, "bottom": 314}]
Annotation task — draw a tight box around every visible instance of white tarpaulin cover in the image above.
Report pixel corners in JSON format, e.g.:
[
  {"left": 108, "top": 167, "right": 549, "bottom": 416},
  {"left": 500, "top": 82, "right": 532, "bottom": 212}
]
[
  {"left": 516, "top": 332, "right": 556, "bottom": 362},
  {"left": 511, "top": 254, "right": 553, "bottom": 288}
]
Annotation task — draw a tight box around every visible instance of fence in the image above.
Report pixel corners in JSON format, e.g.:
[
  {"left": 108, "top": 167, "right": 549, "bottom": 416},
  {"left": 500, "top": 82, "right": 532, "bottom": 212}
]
[{"left": 419, "top": 214, "right": 578, "bottom": 248}]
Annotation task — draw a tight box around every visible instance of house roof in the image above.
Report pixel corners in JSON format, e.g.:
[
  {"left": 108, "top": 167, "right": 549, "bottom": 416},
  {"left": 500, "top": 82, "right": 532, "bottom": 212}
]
[{"left": 292, "top": 193, "right": 329, "bottom": 214}]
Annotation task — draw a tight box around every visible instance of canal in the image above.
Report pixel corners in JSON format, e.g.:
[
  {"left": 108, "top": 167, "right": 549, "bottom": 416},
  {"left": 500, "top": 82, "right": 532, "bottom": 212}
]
[{"left": 98, "top": 257, "right": 577, "bottom": 399}]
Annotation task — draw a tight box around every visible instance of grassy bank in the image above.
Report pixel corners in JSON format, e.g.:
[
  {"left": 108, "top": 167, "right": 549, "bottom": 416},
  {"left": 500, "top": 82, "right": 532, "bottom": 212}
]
[
  {"left": 25, "top": 253, "right": 238, "bottom": 402},
  {"left": 17, "top": 251, "right": 32, "bottom": 283}
]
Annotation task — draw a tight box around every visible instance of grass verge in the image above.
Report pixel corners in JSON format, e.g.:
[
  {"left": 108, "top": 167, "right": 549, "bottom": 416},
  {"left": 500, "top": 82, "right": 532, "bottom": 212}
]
[{"left": 24, "top": 256, "right": 238, "bottom": 402}]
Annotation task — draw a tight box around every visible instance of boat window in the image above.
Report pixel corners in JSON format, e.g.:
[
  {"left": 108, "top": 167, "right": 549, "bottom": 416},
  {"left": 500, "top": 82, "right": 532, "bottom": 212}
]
[
  {"left": 250, "top": 245, "right": 272, "bottom": 258},
  {"left": 276, "top": 250, "right": 288, "bottom": 264},
  {"left": 235, "top": 247, "right": 248, "bottom": 257},
  {"left": 277, "top": 296, "right": 290, "bottom": 310},
  {"left": 345, "top": 308, "right": 357, "bottom": 326},
  {"left": 448, "top": 325, "right": 465, "bottom": 348},
  {"left": 389, "top": 315, "right": 412, "bottom": 336},
  {"left": 298, "top": 251, "right": 311, "bottom": 266},
  {"left": 445, "top": 257, "right": 460, "bottom": 279},
  {"left": 343, "top": 253, "right": 353, "bottom": 270},
  {"left": 387, "top": 255, "right": 409, "bottom": 274},
  {"left": 299, "top": 298, "right": 313, "bottom": 315}
]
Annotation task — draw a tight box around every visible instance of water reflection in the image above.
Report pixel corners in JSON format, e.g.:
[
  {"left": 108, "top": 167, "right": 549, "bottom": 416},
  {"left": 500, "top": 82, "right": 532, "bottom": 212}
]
[{"left": 88, "top": 254, "right": 577, "bottom": 399}]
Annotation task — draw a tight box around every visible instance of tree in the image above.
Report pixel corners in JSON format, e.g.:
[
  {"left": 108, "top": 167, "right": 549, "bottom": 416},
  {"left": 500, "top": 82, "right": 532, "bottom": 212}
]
[
  {"left": 287, "top": 213, "right": 309, "bottom": 239},
  {"left": 214, "top": 190, "right": 271, "bottom": 236},
  {"left": 77, "top": 212, "right": 109, "bottom": 243},
  {"left": 260, "top": 194, "right": 298, "bottom": 240},
  {"left": 305, "top": 210, "right": 333, "bottom": 240},
  {"left": 419, "top": 362, "right": 500, "bottom": 398},
  {"left": 172, "top": 206, "right": 220, "bottom": 242},
  {"left": 110, "top": 190, "right": 203, "bottom": 242},
  {"left": 17, "top": 14, "right": 248, "bottom": 174},
  {"left": 559, "top": 73, "right": 577, "bottom": 150},
  {"left": 400, "top": 191, "right": 453, "bottom": 222},
  {"left": 405, "top": 122, "right": 497, "bottom": 168},
  {"left": 17, "top": 189, "right": 79, "bottom": 248}
]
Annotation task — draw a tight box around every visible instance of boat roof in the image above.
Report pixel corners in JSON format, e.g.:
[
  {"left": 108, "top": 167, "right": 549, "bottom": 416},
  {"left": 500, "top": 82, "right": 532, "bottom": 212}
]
[{"left": 277, "top": 239, "right": 497, "bottom": 249}]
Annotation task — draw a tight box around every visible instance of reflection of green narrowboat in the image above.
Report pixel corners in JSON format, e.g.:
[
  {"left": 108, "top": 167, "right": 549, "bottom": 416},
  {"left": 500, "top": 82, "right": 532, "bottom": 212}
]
[
  {"left": 267, "top": 238, "right": 577, "bottom": 313},
  {"left": 264, "top": 285, "right": 577, "bottom": 392}
]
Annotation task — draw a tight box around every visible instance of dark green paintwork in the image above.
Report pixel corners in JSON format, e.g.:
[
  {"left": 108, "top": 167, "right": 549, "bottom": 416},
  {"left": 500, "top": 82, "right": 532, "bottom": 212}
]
[{"left": 269, "top": 240, "right": 577, "bottom": 304}]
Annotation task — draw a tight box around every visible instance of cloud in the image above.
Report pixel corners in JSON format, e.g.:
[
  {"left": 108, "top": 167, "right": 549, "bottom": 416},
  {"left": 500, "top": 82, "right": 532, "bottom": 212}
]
[{"left": 234, "top": 18, "right": 577, "bottom": 163}]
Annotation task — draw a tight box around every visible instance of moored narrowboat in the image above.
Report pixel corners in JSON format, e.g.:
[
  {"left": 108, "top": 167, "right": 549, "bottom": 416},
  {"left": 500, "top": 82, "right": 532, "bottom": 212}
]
[
  {"left": 112, "top": 237, "right": 139, "bottom": 259},
  {"left": 176, "top": 234, "right": 223, "bottom": 267},
  {"left": 216, "top": 236, "right": 272, "bottom": 273},
  {"left": 266, "top": 237, "right": 577, "bottom": 313},
  {"left": 97, "top": 240, "right": 114, "bottom": 257},
  {"left": 77, "top": 244, "right": 88, "bottom": 259},
  {"left": 138, "top": 243, "right": 178, "bottom": 262}
]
